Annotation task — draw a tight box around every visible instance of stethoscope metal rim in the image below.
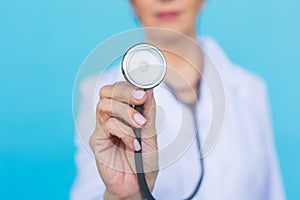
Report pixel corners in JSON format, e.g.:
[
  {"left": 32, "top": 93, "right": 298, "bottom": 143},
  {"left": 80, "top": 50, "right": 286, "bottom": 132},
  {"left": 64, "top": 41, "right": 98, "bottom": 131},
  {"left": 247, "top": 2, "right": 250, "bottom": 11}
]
[{"left": 121, "top": 43, "right": 167, "bottom": 89}]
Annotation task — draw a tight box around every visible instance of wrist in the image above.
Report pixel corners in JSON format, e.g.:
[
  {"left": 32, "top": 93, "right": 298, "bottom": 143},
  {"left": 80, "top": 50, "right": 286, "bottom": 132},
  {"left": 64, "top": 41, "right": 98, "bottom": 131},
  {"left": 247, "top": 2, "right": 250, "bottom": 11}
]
[{"left": 104, "top": 190, "right": 142, "bottom": 200}]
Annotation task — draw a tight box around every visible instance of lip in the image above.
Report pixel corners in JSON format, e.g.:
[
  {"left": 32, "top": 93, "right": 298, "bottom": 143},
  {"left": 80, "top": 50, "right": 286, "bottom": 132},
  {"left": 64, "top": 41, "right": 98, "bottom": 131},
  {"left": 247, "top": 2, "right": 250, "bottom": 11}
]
[{"left": 156, "top": 11, "right": 180, "bottom": 20}]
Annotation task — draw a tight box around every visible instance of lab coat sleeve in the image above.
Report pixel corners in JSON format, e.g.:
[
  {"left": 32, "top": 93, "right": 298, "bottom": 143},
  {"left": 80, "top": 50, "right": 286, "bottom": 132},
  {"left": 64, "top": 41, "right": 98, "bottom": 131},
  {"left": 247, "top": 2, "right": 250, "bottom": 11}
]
[
  {"left": 70, "top": 138, "right": 106, "bottom": 200},
  {"left": 258, "top": 82, "right": 286, "bottom": 200},
  {"left": 70, "top": 75, "right": 106, "bottom": 200}
]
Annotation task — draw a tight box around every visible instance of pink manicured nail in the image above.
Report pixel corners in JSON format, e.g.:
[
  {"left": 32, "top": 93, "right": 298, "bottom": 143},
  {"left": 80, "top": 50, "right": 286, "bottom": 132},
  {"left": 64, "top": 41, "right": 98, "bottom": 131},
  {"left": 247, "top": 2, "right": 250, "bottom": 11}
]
[
  {"left": 134, "top": 113, "right": 147, "bottom": 125},
  {"left": 133, "top": 139, "right": 141, "bottom": 151},
  {"left": 132, "top": 90, "right": 145, "bottom": 100}
]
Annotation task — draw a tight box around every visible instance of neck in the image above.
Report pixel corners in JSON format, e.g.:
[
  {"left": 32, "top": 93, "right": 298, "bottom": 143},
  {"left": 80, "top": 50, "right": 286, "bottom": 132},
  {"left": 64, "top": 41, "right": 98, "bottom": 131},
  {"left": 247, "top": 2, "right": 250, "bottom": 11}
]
[
  {"left": 147, "top": 31, "right": 203, "bottom": 104},
  {"left": 147, "top": 30, "right": 198, "bottom": 59}
]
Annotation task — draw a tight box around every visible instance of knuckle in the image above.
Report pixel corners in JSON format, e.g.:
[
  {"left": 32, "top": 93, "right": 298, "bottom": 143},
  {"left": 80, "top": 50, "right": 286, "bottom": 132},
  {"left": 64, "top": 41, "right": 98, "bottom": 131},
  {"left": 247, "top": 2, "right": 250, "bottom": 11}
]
[
  {"left": 97, "top": 98, "right": 110, "bottom": 113},
  {"left": 99, "top": 85, "right": 112, "bottom": 99},
  {"left": 99, "top": 86, "right": 107, "bottom": 98},
  {"left": 104, "top": 118, "right": 118, "bottom": 133},
  {"left": 96, "top": 101, "right": 102, "bottom": 112},
  {"left": 107, "top": 117, "right": 118, "bottom": 126}
]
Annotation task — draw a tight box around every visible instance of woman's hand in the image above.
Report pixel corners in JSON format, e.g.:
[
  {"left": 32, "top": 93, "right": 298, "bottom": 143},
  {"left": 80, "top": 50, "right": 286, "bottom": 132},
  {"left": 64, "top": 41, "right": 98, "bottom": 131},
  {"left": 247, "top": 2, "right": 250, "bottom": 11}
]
[{"left": 89, "top": 81, "right": 158, "bottom": 200}]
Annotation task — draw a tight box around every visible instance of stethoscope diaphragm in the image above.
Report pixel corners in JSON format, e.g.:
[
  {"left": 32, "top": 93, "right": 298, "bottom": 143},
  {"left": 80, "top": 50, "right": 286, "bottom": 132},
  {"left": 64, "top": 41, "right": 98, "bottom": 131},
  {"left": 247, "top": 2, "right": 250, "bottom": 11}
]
[{"left": 122, "top": 43, "right": 167, "bottom": 89}]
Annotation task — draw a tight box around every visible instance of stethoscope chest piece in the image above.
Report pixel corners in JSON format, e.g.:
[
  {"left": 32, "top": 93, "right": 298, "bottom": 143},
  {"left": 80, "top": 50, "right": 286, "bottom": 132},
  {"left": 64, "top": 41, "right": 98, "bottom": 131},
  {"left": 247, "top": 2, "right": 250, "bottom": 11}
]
[{"left": 122, "top": 43, "right": 167, "bottom": 89}]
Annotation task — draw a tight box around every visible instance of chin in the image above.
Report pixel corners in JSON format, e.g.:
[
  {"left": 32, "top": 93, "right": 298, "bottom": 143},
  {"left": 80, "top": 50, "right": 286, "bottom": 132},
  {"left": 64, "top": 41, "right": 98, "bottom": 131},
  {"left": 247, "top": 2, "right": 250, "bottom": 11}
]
[{"left": 145, "top": 25, "right": 194, "bottom": 45}]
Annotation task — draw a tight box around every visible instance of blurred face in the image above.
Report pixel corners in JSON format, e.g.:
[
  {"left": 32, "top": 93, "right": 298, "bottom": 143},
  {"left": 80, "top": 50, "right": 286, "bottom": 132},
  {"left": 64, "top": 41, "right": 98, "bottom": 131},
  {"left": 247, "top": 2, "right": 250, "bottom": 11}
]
[{"left": 130, "top": 0, "right": 204, "bottom": 38}]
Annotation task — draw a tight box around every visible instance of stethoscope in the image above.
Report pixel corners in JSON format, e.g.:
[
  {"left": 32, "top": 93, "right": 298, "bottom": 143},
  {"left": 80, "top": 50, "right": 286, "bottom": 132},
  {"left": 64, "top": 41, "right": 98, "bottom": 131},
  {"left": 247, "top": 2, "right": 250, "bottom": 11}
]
[{"left": 122, "top": 43, "right": 204, "bottom": 200}]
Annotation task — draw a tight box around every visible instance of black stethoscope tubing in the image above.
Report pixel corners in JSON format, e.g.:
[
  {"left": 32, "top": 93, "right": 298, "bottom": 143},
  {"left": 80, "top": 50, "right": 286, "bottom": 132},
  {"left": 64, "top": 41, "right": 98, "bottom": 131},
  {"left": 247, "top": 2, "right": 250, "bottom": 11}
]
[{"left": 134, "top": 102, "right": 204, "bottom": 200}]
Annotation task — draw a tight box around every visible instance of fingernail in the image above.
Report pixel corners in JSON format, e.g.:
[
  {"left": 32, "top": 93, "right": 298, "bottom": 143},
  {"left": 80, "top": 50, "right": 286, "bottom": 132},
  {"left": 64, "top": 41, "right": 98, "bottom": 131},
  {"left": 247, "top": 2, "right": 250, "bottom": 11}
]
[
  {"left": 134, "top": 113, "right": 147, "bottom": 125},
  {"left": 133, "top": 139, "right": 141, "bottom": 151},
  {"left": 132, "top": 90, "right": 145, "bottom": 100}
]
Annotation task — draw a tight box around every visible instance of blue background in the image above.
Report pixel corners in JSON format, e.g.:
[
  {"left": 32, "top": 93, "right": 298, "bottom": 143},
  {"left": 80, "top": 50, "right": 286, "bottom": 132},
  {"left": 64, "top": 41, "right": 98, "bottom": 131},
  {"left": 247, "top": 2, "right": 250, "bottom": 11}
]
[{"left": 0, "top": 0, "right": 299, "bottom": 199}]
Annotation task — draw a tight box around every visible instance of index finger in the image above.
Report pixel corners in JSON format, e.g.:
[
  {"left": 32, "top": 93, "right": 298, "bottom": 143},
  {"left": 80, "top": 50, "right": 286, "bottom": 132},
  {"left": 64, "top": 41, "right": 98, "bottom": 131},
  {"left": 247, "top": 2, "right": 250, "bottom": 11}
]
[{"left": 99, "top": 81, "right": 147, "bottom": 105}]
